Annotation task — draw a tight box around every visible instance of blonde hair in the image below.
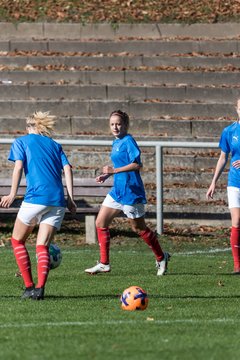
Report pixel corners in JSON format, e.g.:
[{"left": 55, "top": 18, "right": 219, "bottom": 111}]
[{"left": 26, "top": 111, "right": 56, "bottom": 137}]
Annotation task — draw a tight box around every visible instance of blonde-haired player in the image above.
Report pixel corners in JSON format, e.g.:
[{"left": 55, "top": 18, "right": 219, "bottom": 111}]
[{"left": 0, "top": 111, "right": 77, "bottom": 300}]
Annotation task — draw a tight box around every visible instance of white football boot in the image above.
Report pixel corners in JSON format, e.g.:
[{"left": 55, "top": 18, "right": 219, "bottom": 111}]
[
  {"left": 156, "top": 252, "right": 171, "bottom": 276},
  {"left": 85, "top": 261, "right": 111, "bottom": 274}
]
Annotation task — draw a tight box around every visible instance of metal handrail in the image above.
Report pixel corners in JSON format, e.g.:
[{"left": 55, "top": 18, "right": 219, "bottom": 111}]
[{"left": 0, "top": 138, "right": 219, "bottom": 234}]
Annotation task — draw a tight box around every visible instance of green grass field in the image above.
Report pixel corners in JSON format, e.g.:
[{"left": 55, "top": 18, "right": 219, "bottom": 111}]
[{"left": 0, "top": 228, "right": 240, "bottom": 360}]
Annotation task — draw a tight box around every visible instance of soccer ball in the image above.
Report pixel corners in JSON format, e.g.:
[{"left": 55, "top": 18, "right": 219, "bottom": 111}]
[
  {"left": 120, "top": 286, "right": 149, "bottom": 311},
  {"left": 49, "top": 243, "right": 62, "bottom": 270}
]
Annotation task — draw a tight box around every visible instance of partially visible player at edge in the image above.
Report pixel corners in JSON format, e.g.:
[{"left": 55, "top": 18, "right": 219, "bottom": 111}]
[
  {"left": 0, "top": 111, "right": 77, "bottom": 299},
  {"left": 85, "top": 110, "right": 170, "bottom": 275},
  {"left": 206, "top": 99, "right": 240, "bottom": 273}
]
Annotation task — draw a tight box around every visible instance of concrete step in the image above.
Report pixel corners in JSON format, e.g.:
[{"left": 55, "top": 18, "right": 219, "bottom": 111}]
[
  {"left": 156, "top": 171, "right": 227, "bottom": 187},
  {"left": 1, "top": 54, "right": 240, "bottom": 68},
  {"left": 1, "top": 40, "right": 240, "bottom": 54},
  {"left": 0, "top": 84, "right": 239, "bottom": 103},
  {"left": 162, "top": 187, "right": 226, "bottom": 202},
  {"left": 1, "top": 70, "right": 240, "bottom": 86},
  {"left": 0, "top": 99, "right": 236, "bottom": 118},
  {"left": 0, "top": 23, "right": 239, "bottom": 41},
  {"left": 125, "top": 71, "right": 240, "bottom": 87},
  {"left": 162, "top": 203, "right": 229, "bottom": 218},
  {"left": 0, "top": 116, "right": 229, "bottom": 139}
]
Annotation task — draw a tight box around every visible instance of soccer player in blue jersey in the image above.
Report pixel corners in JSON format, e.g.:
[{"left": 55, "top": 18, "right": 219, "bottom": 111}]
[
  {"left": 206, "top": 99, "right": 240, "bottom": 273},
  {"left": 85, "top": 110, "right": 170, "bottom": 275},
  {"left": 0, "top": 111, "right": 77, "bottom": 299}
]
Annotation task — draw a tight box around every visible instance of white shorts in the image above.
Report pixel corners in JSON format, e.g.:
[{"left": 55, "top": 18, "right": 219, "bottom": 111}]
[
  {"left": 102, "top": 194, "right": 145, "bottom": 219},
  {"left": 227, "top": 186, "right": 240, "bottom": 209},
  {"left": 17, "top": 201, "right": 65, "bottom": 230}
]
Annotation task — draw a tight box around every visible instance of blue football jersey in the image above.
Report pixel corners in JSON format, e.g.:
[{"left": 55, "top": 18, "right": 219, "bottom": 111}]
[
  {"left": 108, "top": 134, "right": 146, "bottom": 205},
  {"left": 219, "top": 122, "right": 240, "bottom": 188},
  {"left": 9, "top": 134, "right": 69, "bottom": 206}
]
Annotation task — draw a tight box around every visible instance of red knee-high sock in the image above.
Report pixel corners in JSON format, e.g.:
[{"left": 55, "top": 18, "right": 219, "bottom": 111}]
[
  {"left": 140, "top": 227, "right": 164, "bottom": 262},
  {"left": 230, "top": 226, "right": 240, "bottom": 271},
  {"left": 97, "top": 227, "right": 110, "bottom": 264},
  {"left": 36, "top": 245, "right": 50, "bottom": 288},
  {"left": 11, "top": 237, "right": 34, "bottom": 288}
]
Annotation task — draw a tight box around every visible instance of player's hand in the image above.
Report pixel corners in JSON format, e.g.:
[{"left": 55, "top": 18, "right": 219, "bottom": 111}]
[
  {"left": 67, "top": 198, "right": 77, "bottom": 215},
  {"left": 206, "top": 184, "right": 215, "bottom": 200},
  {"left": 96, "top": 174, "right": 108, "bottom": 183},
  {"left": 0, "top": 194, "right": 15, "bottom": 208}
]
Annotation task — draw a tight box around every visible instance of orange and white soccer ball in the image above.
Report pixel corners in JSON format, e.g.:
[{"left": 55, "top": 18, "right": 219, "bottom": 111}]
[{"left": 120, "top": 286, "right": 149, "bottom": 311}]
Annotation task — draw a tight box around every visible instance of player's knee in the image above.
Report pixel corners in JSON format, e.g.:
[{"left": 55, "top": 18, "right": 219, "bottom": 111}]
[
  {"left": 95, "top": 218, "right": 100, "bottom": 228},
  {"left": 232, "top": 222, "right": 240, "bottom": 228},
  {"left": 96, "top": 218, "right": 105, "bottom": 228}
]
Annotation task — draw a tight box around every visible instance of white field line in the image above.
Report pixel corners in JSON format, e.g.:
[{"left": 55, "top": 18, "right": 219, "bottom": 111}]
[
  {"left": 176, "top": 248, "right": 231, "bottom": 256},
  {"left": 0, "top": 318, "right": 238, "bottom": 329}
]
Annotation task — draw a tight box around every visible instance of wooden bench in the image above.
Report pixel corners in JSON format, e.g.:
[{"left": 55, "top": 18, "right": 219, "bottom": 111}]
[{"left": 0, "top": 178, "right": 113, "bottom": 244}]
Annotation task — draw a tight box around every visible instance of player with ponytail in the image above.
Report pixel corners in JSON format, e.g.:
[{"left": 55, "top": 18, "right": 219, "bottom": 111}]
[{"left": 85, "top": 110, "right": 170, "bottom": 276}]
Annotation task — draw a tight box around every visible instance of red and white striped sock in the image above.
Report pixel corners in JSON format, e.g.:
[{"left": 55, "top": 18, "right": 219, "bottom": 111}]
[
  {"left": 11, "top": 237, "right": 34, "bottom": 288},
  {"left": 140, "top": 227, "right": 164, "bottom": 262},
  {"left": 97, "top": 227, "right": 110, "bottom": 264},
  {"left": 230, "top": 226, "right": 240, "bottom": 271},
  {"left": 36, "top": 245, "right": 50, "bottom": 288}
]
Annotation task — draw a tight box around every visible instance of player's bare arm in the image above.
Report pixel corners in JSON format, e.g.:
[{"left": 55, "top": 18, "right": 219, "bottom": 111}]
[
  {"left": 206, "top": 151, "right": 228, "bottom": 200},
  {"left": 103, "top": 161, "right": 141, "bottom": 175},
  {"left": 64, "top": 164, "right": 77, "bottom": 214}
]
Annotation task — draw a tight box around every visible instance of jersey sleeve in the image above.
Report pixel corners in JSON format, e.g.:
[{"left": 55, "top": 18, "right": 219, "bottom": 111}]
[
  {"left": 60, "top": 146, "right": 70, "bottom": 168},
  {"left": 219, "top": 128, "right": 230, "bottom": 154},
  {"left": 8, "top": 139, "right": 26, "bottom": 162},
  {"left": 127, "top": 136, "right": 142, "bottom": 165}
]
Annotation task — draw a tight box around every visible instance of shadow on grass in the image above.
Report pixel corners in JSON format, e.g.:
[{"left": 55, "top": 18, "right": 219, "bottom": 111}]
[
  {"left": 1, "top": 293, "right": 240, "bottom": 300},
  {"left": 0, "top": 294, "right": 120, "bottom": 300}
]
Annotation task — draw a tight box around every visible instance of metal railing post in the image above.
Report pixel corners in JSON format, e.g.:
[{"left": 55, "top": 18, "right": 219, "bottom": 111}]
[{"left": 156, "top": 145, "right": 163, "bottom": 235}]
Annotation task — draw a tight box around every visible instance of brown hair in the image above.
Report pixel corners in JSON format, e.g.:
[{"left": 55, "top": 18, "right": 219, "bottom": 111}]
[
  {"left": 110, "top": 110, "right": 130, "bottom": 130},
  {"left": 26, "top": 111, "right": 56, "bottom": 137}
]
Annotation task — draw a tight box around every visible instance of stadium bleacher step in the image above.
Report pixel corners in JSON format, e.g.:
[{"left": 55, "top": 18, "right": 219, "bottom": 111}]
[
  {"left": 1, "top": 69, "right": 240, "bottom": 86},
  {"left": 1, "top": 53, "right": 240, "bottom": 68},
  {"left": 0, "top": 39, "right": 239, "bottom": 54},
  {"left": 0, "top": 99, "right": 236, "bottom": 119},
  {"left": 0, "top": 84, "right": 239, "bottom": 103}
]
